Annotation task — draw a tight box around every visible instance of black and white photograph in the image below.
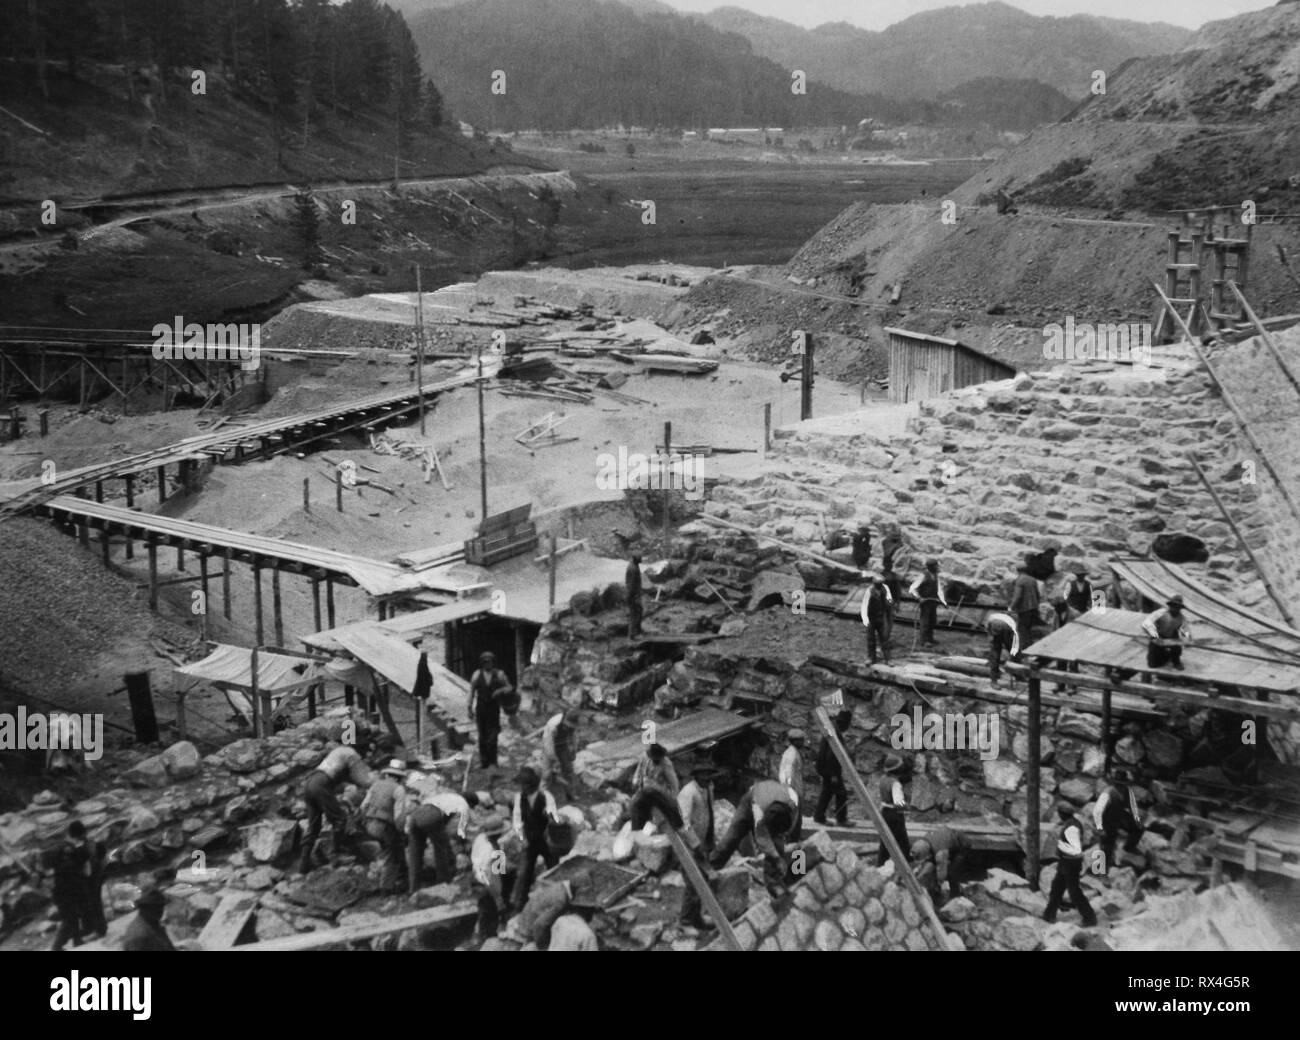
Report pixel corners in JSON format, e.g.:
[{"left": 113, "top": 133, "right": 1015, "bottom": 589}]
[{"left": 0, "top": 0, "right": 1296, "bottom": 996}]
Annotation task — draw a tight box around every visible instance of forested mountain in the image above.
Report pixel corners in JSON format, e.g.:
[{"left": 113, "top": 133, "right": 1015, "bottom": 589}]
[
  {"left": 407, "top": 0, "right": 916, "bottom": 132},
  {"left": 2, "top": 0, "right": 446, "bottom": 143}
]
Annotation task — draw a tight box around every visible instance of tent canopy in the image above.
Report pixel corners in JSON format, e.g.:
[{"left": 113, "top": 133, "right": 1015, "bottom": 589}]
[{"left": 175, "top": 644, "right": 326, "bottom": 694}]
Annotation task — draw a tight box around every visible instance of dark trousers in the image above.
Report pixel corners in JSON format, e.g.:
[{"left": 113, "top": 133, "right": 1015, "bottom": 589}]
[
  {"left": 300, "top": 771, "right": 347, "bottom": 870},
  {"left": 1015, "top": 611, "right": 1037, "bottom": 655},
  {"left": 866, "top": 618, "right": 890, "bottom": 663},
  {"left": 628, "top": 787, "right": 683, "bottom": 831},
  {"left": 1099, "top": 807, "right": 1143, "bottom": 865},
  {"left": 407, "top": 805, "right": 454, "bottom": 891},
  {"left": 364, "top": 818, "right": 406, "bottom": 890},
  {"left": 988, "top": 626, "right": 1015, "bottom": 681},
  {"left": 711, "top": 795, "right": 787, "bottom": 876},
  {"left": 628, "top": 599, "right": 643, "bottom": 638},
  {"left": 515, "top": 837, "right": 559, "bottom": 912},
  {"left": 1044, "top": 856, "right": 1097, "bottom": 925},
  {"left": 918, "top": 601, "right": 938, "bottom": 645},
  {"left": 84, "top": 878, "right": 107, "bottom": 936},
  {"left": 51, "top": 894, "right": 85, "bottom": 950},
  {"left": 1147, "top": 641, "right": 1183, "bottom": 670},
  {"left": 476, "top": 715, "right": 500, "bottom": 768},
  {"left": 813, "top": 774, "right": 848, "bottom": 825},
  {"left": 877, "top": 808, "right": 910, "bottom": 866}
]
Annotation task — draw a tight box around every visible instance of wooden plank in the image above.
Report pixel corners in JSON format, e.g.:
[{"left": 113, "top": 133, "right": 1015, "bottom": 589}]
[
  {"left": 198, "top": 891, "right": 259, "bottom": 950},
  {"left": 665, "top": 825, "right": 742, "bottom": 950},
  {"left": 232, "top": 902, "right": 477, "bottom": 951},
  {"left": 802, "top": 816, "right": 1022, "bottom": 852}
]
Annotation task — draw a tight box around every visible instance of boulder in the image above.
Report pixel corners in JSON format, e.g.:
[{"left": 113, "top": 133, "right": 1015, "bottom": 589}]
[
  {"left": 1114, "top": 735, "right": 1145, "bottom": 765},
  {"left": 994, "top": 915, "right": 1047, "bottom": 951},
  {"left": 1056, "top": 709, "right": 1102, "bottom": 741},
  {"left": 412, "top": 883, "right": 461, "bottom": 908},
  {"left": 982, "top": 759, "right": 1024, "bottom": 792},
  {"left": 1143, "top": 730, "right": 1183, "bottom": 770},
  {"left": 633, "top": 832, "right": 673, "bottom": 874},
  {"left": 714, "top": 867, "right": 750, "bottom": 920},
  {"left": 122, "top": 806, "right": 161, "bottom": 838},
  {"left": 161, "top": 741, "right": 202, "bottom": 781},
  {"left": 245, "top": 819, "right": 298, "bottom": 864},
  {"left": 125, "top": 755, "right": 170, "bottom": 788},
  {"left": 1080, "top": 746, "right": 1107, "bottom": 777},
  {"left": 939, "top": 896, "right": 976, "bottom": 923},
  {"left": 1058, "top": 777, "right": 1095, "bottom": 805}
]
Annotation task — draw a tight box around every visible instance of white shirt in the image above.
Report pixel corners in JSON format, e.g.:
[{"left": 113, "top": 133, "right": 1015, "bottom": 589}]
[
  {"left": 1094, "top": 787, "right": 1139, "bottom": 828},
  {"left": 512, "top": 788, "right": 559, "bottom": 837},
  {"left": 1057, "top": 820, "right": 1083, "bottom": 857},
  {"left": 859, "top": 584, "right": 893, "bottom": 625},
  {"left": 987, "top": 612, "right": 1020, "bottom": 657},
  {"left": 422, "top": 791, "right": 472, "bottom": 839},
  {"left": 908, "top": 574, "right": 947, "bottom": 606},
  {"left": 1141, "top": 608, "right": 1191, "bottom": 643},
  {"left": 885, "top": 780, "right": 906, "bottom": 809},
  {"left": 778, "top": 746, "right": 803, "bottom": 801},
  {"left": 471, "top": 832, "right": 499, "bottom": 886}
]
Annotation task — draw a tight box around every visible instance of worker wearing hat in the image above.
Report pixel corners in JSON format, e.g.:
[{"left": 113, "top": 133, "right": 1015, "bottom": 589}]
[
  {"left": 122, "top": 883, "right": 176, "bottom": 952},
  {"left": 861, "top": 571, "right": 894, "bottom": 665},
  {"left": 910, "top": 824, "right": 972, "bottom": 904},
  {"left": 407, "top": 785, "right": 474, "bottom": 894},
  {"left": 1141, "top": 594, "right": 1190, "bottom": 672},
  {"left": 1093, "top": 768, "right": 1144, "bottom": 870},
  {"left": 908, "top": 559, "right": 946, "bottom": 647},
  {"left": 1043, "top": 802, "right": 1097, "bottom": 927},
  {"left": 778, "top": 729, "right": 807, "bottom": 842},
  {"left": 471, "top": 814, "right": 516, "bottom": 938},
  {"left": 876, "top": 754, "right": 911, "bottom": 866},
  {"left": 1058, "top": 569, "right": 1095, "bottom": 621},
  {"left": 468, "top": 651, "right": 514, "bottom": 771},
  {"left": 299, "top": 740, "right": 374, "bottom": 874},
  {"left": 677, "top": 764, "right": 720, "bottom": 930},
  {"left": 511, "top": 767, "right": 562, "bottom": 912},
  {"left": 541, "top": 706, "right": 578, "bottom": 802},
  {"left": 360, "top": 758, "right": 409, "bottom": 893}
]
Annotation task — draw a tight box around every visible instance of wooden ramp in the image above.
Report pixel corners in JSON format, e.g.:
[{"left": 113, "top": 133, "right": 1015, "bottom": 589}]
[{"left": 198, "top": 891, "right": 259, "bottom": 950}]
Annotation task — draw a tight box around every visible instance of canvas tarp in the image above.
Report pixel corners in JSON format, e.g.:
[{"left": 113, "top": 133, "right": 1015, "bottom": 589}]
[
  {"left": 332, "top": 623, "right": 469, "bottom": 718},
  {"left": 175, "top": 644, "right": 326, "bottom": 694}
]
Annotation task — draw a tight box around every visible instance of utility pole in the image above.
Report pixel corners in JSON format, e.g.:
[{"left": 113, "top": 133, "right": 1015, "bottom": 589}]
[
  {"left": 800, "top": 333, "right": 814, "bottom": 421},
  {"left": 414, "top": 264, "right": 426, "bottom": 436},
  {"left": 477, "top": 341, "right": 488, "bottom": 521}
]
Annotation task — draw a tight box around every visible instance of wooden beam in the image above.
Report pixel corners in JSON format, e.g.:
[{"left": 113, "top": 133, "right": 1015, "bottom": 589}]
[
  {"left": 698, "top": 514, "right": 863, "bottom": 575},
  {"left": 663, "top": 826, "right": 742, "bottom": 951},
  {"left": 147, "top": 535, "right": 158, "bottom": 610},
  {"left": 222, "top": 546, "right": 232, "bottom": 620},
  {"left": 253, "top": 559, "right": 264, "bottom": 646},
  {"left": 272, "top": 567, "right": 284, "bottom": 647},
  {"left": 1027, "top": 673, "right": 1042, "bottom": 889},
  {"left": 812, "top": 706, "right": 952, "bottom": 951},
  {"left": 232, "top": 902, "right": 478, "bottom": 951}
]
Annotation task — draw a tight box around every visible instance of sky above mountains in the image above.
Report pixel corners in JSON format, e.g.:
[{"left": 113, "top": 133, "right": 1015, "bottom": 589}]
[{"left": 666, "top": 0, "right": 1277, "bottom": 31}]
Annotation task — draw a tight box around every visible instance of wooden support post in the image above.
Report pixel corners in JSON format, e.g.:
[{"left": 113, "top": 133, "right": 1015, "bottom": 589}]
[
  {"left": 662, "top": 421, "right": 671, "bottom": 553},
  {"left": 378, "top": 599, "right": 387, "bottom": 622},
  {"left": 253, "top": 560, "right": 264, "bottom": 647},
  {"left": 100, "top": 525, "right": 110, "bottom": 565},
  {"left": 272, "top": 567, "right": 284, "bottom": 647},
  {"left": 39, "top": 408, "right": 48, "bottom": 437},
  {"left": 548, "top": 534, "right": 558, "bottom": 609},
  {"left": 124, "top": 530, "right": 133, "bottom": 561},
  {"left": 763, "top": 402, "right": 771, "bottom": 454},
  {"left": 800, "top": 334, "right": 814, "bottom": 420},
  {"left": 147, "top": 535, "right": 158, "bottom": 611},
  {"left": 336, "top": 468, "right": 343, "bottom": 512},
  {"left": 199, "top": 552, "right": 210, "bottom": 630},
  {"left": 176, "top": 543, "right": 184, "bottom": 571},
  {"left": 311, "top": 577, "right": 322, "bottom": 633},
  {"left": 477, "top": 343, "right": 488, "bottom": 521},
  {"left": 78, "top": 521, "right": 88, "bottom": 549},
  {"left": 250, "top": 645, "right": 261, "bottom": 737},
  {"left": 303, "top": 477, "right": 310, "bottom": 513},
  {"left": 79, "top": 362, "right": 87, "bottom": 412},
  {"left": 222, "top": 547, "right": 232, "bottom": 620},
  {"left": 157, "top": 464, "right": 167, "bottom": 504},
  {"left": 1101, "top": 687, "right": 1112, "bottom": 776},
  {"left": 125, "top": 473, "right": 135, "bottom": 509},
  {"left": 94, "top": 480, "right": 103, "bottom": 503},
  {"left": 813, "top": 706, "right": 951, "bottom": 950},
  {"left": 326, "top": 578, "right": 336, "bottom": 628},
  {"left": 513, "top": 624, "right": 527, "bottom": 698},
  {"left": 1027, "top": 671, "right": 1042, "bottom": 890}
]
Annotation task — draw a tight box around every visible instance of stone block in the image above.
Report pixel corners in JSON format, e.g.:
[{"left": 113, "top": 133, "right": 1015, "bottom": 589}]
[
  {"left": 994, "top": 915, "right": 1046, "bottom": 951},
  {"left": 714, "top": 867, "right": 750, "bottom": 921},
  {"left": 161, "top": 741, "right": 201, "bottom": 780},
  {"left": 855, "top": 865, "right": 885, "bottom": 898},
  {"left": 633, "top": 833, "right": 672, "bottom": 874},
  {"left": 125, "top": 755, "right": 169, "bottom": 788},
  {"left": 1114, "top": 735, "right": 1145, "bottom": 765},
  {"left": 745, "top": 899, "right": 778, "bottom": 937},
  {"left": 900, "top": 892, "right": 922, "bottom": 928},
  {"left": 122, "top": 807, "right": 161, "bottom": 838},
  {"left": 818, "top": 862, "right": 845, "bottom": 897},
  {"left": 863, "top": 925, "right": 887, "bottom": 950},
  {"left": 413, "top": 883, "right": 461, "bottom": 908},
  {"left": 793, "top": 886, "right": 821, "bottom": 913},
  {"left": 939, "top": 896, "right": 976, "bottom": 922},
  {"left": 982, "top": 759, "right": 1024, "bottom": 792},
  {"left": 732, "top": 920, "right": 760, "bottom": 952},
  {"left": 881, "top": 881, "right": 903, "bottom": 914},
  {"left": 812, "top": 918, "right": 843, "bottom": 952},
  {"left": 1056, "top": 709, "right": 1102, "bottom": 741},
  {"left": 884, "top": 915, "right": 908, "bottom": 945},
  {"left": 1058, "top": 777, "right": 1095, "bottom": 805},
  {"left": 838, "top": 907, "right": 866, "bottom": 937},
  {"left": 245, "top": 818, "right": 298, "bottom": 863},
  {"left": 1143, "top": 730, "right": 1183, "bottom": 769}
]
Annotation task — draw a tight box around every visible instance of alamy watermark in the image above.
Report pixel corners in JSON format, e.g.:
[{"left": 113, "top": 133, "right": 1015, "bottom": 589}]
[
  {"left": 891, "top": 707, "right": 1000, "bottom": 760},
  {"left": 152, "top": 316, "right": 261, "bottom": 371},
  {"left": 595, "top": 446, "right": 704, "bottom": 501},
  {"left": 0, "top": 709, "right": 104, "bottom": 761},
  {"left": 1043, "top": 316, "right": 1152, "bottom": 367}
]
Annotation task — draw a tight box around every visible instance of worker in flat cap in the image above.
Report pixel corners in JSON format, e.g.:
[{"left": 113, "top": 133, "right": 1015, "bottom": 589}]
[
  {"left": 778, "top": 729, "right": 807, "bottom": 842},
  {"left": 511, "top": 767, "right": 562, "bottom": 912},
  {"left": 468, "top": 651, "right": 513, "bottom": 771},
  {"left": 1043, "top": 802, "right": 1097, "bottom": 927},
  {"left": 909, "top": 559, "right": 945, "bottom": 647},
  {"left": 122, "top": 883, "right": 176, "bottom": 952},
  {"left": 1142, "top": 594, "right": 1190, "bottom": 672}
]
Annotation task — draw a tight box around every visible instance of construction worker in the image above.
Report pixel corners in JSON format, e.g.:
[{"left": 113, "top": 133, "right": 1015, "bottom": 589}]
[
  {"left": 512, "top": 767, "right": 562, "bottom": 911},
  {"left": 83, "top": 827, "right": 108, "bottom": 941},
  {"left": 1142, "top": 594, "right": 1190, "bottom": 671},
  {"left": 360, "top": 758, "right": 409, "bottom": 893},
  {"left": 471, "top": 817, "right": 517, "bottom": 939},
  {"left": 910, "top": 825, "right": 972, "bottom": 903},
  {"left": 710, "top": 778, "right": 797, "bottom": 886},
  {"left": 1059, "top": 570, "right": 1094, "bottom": 620},
  {"left": 1094, "top": 770, "right": 1144, "bottom": 869},
  {"left": 47, "top": 821, "right": 91, "bottom": 951},
  {"left": 407, "top": 787, "right": 472, "bottom": 892},
  {"left": 626, "top": 553, "right": 644, "bottom": 638},
  {"left": 985, "top": 610, "right": 1020, "bottom": 687},
  {"left": 677, "top": 764, "right": 719, "bottom": 929},
  {"left": 909, "top": 559, "right": 945, "bottom": 647},
  {"left": 299, "top": 741, "right": 373, "bottom": 874},
  {"left": 778, "top": 729, "right": 806, "bottom": 842},
  {"left": 633, "top": 741, "right": 679, "bottom": 801},
  {"left": 468, "top": 651, "right": 512, "bottom": 770},
  {"left": 1043, "top": 802, "right": 1098, "bottom": 927},
  {"left": 881, "top": 527, "right": 903, "bottom": 575},
  {"left": 541, "top": 707, "right": 577, "bottom": 802},
  {"left": 850, "top": 523, "right": 872, "bottom": 569},
  {"left": 813, "top": 708, "right": 852, "bottom": 827},
  {"left": 861, "top": 572, "right": 893, "bottom": 664},
  {"left": 877, "top": 754, "right": 910, "bottom": 866},
  {"left": 1007, "top": 563, "right": 1041, "bottom": 655},
  {"left": 122, "top": 883, "right": 176, "bottom": 952}
]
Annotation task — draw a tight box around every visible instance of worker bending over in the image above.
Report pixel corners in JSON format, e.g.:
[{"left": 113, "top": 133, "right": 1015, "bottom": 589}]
[{"left": 300, "top": 742, "right": 373, "bottom": 874}]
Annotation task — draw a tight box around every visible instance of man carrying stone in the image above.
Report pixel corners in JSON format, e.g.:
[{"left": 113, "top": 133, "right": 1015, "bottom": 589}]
[
  {"left": 910, "top": 825, "right": 972, "bottom": 904},
  {"left": 468, "top": 651, "right": 512, "bottom": 771},
  {"left": 1142, "top": 594, "right": 1191, "bottom": 672},
  {"left": 407, "top": 787, "right": 473, "bottom": 892},
  {"left": 1043, "top": 802, "right": 1098, "bottom": 927},
  {"left": 812, "top": 708, "right": 852, "bottom": 827},
  {"left": 985, "top": 610, "right": 1020, "bottom": 687},
  {"left": 710, "top": 778, "right": 797, "bottom": 887},
  {"left": 299, "top": 741, "right": 373, "bottom": 874},
  {"left": 541, "top": 706, "right": 577, "bottom": 802}
]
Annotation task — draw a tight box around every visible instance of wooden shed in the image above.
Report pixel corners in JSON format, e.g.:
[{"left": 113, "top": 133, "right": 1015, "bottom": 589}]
[{"left": 885, "top": 327, "right": 1016, "bottom": 403}]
